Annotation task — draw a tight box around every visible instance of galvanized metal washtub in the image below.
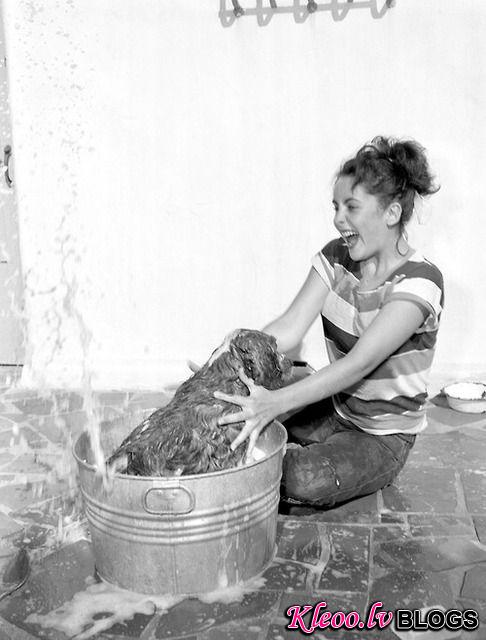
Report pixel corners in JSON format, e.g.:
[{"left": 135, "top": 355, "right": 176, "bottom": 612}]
[{"left": 73, "top": 410, "right": 287, "bottom": 595}]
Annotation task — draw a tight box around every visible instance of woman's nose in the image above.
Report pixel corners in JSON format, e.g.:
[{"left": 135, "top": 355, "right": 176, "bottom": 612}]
[{"left": 333, "top": 207, "right": 345, "bottom": 227}]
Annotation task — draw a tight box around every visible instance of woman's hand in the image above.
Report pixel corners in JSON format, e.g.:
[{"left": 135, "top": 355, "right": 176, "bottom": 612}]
[
  {"left": 214, "top": 369, "right": 282, "bottom": 458},
  {"left": 187, "top": 360, "right": 201, "bottom": 374}
]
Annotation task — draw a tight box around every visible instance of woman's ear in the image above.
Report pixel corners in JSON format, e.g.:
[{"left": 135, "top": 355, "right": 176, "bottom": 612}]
[{"left": 386, "top": 201, "right": 402, "bottom": 227}]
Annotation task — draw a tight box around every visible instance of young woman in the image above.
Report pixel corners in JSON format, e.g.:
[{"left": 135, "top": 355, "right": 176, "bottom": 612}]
[{"left": 215, "top": 136, "right": 444, "bottom": 508}]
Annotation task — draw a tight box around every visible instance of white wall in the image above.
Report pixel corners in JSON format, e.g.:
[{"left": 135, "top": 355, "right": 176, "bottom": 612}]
[{"left": 2, "top": 0, "right": 485, "bottom": 389}]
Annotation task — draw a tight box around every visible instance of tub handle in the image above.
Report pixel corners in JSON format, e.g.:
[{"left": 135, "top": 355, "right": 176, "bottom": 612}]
[{"left": 142, "top": 485, "right": 195, "bottom": 515}]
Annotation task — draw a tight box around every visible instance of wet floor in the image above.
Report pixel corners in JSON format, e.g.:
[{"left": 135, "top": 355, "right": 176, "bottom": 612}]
[{"left": 0, "top": 372, "right": 485, "bottom": 639}]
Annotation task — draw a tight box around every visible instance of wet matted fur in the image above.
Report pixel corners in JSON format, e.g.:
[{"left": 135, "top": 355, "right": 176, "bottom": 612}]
[{"left": 107, "top": 329, "right": 292, "bottom": 476}]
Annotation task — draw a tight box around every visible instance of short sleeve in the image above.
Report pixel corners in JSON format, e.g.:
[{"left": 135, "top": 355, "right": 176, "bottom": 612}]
[
  {"left": 311, "top": 239, "right": 341, "bottom": 290},
  {"left": 384, "top": 261, "right": 444, "bottom": 330}
]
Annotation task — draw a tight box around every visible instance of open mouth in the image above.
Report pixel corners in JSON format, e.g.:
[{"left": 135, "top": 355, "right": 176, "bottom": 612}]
[{"left": 341, "top": 230, "right": 360, "bottom": 246}]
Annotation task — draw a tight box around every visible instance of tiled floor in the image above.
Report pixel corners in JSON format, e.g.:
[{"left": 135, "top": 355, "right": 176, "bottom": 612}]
[{"left": 0, "top": 379, "right": 485, "bottom": 639}]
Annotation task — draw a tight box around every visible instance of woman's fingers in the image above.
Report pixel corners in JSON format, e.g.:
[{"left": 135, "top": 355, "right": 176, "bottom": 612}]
[
  {"left": 231, "top": 425, "right": 253, "bottom": 451},
  {"left": 237, "top": 368, "right": 256, "bottom": 390},
  {"left": 217, "top": 410, "right": 248, "bottom": 426},
  {"left": 187, "top": 360, "right": 201, "bottom": 373},
  {"left": 214, "top": 390, "right": 246, "bottom": 406},
  {"left": 245, "top": 426, "right": 262, "bottom": 461}
]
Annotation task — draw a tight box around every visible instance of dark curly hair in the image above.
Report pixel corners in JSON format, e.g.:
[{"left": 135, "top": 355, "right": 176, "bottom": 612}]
[{"left": 337, "top": 136, "right": 439, "bottom": 231}]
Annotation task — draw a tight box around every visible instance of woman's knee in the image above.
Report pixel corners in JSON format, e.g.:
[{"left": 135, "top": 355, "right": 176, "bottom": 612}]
[{"left": 281, "top": 444, "right": 342, "bottom": 507}]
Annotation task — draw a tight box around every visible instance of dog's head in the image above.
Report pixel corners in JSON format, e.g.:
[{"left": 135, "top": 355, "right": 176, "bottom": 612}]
[{"left": 228, "top": 329, "right": 292, "bottom": 389}]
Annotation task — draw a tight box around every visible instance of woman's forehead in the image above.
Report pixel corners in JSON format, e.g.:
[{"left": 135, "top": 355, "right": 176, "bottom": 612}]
[{"left": 333, "top": 175, "right": 366, "bottom": 200}]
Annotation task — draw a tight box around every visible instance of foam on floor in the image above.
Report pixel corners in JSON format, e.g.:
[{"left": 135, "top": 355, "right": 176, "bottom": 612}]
[{"left": 26, "top": 574, "right": 266, "bottom": 639}]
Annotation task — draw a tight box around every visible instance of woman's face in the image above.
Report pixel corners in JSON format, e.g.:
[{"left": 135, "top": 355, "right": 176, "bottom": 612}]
[{"left": 332, "top": 175, "right": 391, "bottom": 262}]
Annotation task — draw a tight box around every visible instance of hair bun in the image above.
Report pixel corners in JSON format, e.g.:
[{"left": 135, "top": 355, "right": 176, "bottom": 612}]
[{"left": 375, "top": 137, "right": 438, "bottom": 197}]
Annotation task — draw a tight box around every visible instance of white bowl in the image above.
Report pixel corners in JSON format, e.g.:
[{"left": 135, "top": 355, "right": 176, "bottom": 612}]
[{"left": 443, "top": 381, "right": 486, "bottom": 414}]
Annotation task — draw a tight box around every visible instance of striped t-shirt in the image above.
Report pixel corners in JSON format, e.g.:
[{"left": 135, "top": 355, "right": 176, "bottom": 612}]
[{"left": 312, "top": 238, "right": 444, "bottom": 435}]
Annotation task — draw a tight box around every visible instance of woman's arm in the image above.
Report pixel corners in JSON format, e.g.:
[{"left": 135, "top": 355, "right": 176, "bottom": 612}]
[
  {"left": 215, "top": 299, "right": 426, "bottom": 452},
  {"left": 273, "top": 299, "right": 426, "bottom": 413},
  {"left": 262, "top": 268, "right": 329, "bottom": 354}
]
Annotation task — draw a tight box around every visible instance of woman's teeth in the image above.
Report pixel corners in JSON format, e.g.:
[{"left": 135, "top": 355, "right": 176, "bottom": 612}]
[{"left": 342, "top": 231, "right": 359, "bottom": 245}]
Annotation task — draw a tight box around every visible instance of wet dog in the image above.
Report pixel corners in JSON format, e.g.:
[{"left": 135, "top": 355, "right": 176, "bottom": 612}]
[{"left": 107, "top": 329, "right": 292, "bottom": 476}]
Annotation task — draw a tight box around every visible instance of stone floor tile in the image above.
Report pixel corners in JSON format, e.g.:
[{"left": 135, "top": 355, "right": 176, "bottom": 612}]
[
  {"left": 473, "top": 516, "right": 486, "bottom": 544},
  {"left": 373, "top": 537, "right": 486, "bottom": 574},
  {"left": 372, "top": 525, "right": 409, "bottom": 544},
  {"left": 94, "top": 391, "right": 130, "bottom": 407},
  {"left": 382, "top": 467, "right": 459, "bottom": 513},
  {"left": 380, "top": 512, "right": 407, "bottom": 525},
  {"left": 0, "top": 483, "right": 51, "bottom": 514},
  {"left": 279, "top": 590, "right": 368, "bottom": 619},
  {"left": 370, "top": 570, "right": 456, "bottom": 612},
  {"left": 459, "top": 628, "right": 486, "bottom": 640},
  {"left": 151, "top": 589, "right": 280, "bottom": 639},
  {"left": 13, "top": 496, "right": 85, "bottom": 554},
  {"left": 0, "top": 541, "right": 104, "bottom": 636},
  {"left": 462, "top": 471, "right": 486, "bottom": 513},
  {"left": 441, "top": 566, "right": 469, "bottom": 600},
  {"left": 461, "top": 565, "right": 486, "bottom": 601},
  {"left": 318, "top": 526, "right": 370, "bottom": 592},
  {"left": 198, "top": 618, "right": 266, "bottom": 639},
  {"left": 0, "top": 513, "right": 24, "bottom": 544},
  {"left": 50, "top": 391, "right": 85, "bottom": 413},
  {"left": 456, "top": 598, "right": 486, "bottom": 624},
  {"left": 98, "top": 405, "right": 124, "bottom": 421},
  {"left": 61, "top": 410, "right": 90, "bottom": 437},
  {"left": 0, "top": 416, "right": 22, "bottom": 430},
  {"left": 275, "top": 519, "right": 325, "bottom": 565},
  {"left": 426, "top": 402, "right": 486, "bottom": 432},
  {"left": 28, "top": 414, "right": 72, "bottom": 444},
  {"left": 407, "top": 432, "right": 486, "bottom": 471},
  {"left": 407, "top": 515, "right": 476, "bottom": 539},
  {"left": 263, "top": 521, "right": 330, "bottom": 592},
  {"left": 0, "top": 424, "right": 48, "bottom": 448},
  {"left": 0, "top": 453, "right": 58, "bottom": 476},
  {"left": 406, "top": 435, "right": 449, "bottom": 468},
  {"left": 0, "top": 452, "right": 16, "bottom": 469},
  {"left": 0, "top": 617, "right": 40, "bottom": 640},
  {"left": 128, "top": 391, "right": 172, "bottom": 407},
  {"left": 1, "top": 388, "right": 38, "bottom": 401},
  {"left": 0, "top": 415, "right": 27, "bottom": 425},
  {"left": 281, "top": 493, "right": 380, "bottom": 525},
  {"left": 266, "top": 621, "right": 379, "bottom": 639},
  {"left": 262, "top": 558, "right": 317, "bottom": 592},
  {"left": 11, "top": 397, "right": 55, "bottom": 416}
]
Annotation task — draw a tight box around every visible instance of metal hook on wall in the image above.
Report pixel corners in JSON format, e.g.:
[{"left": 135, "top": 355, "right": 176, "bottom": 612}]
[
  {"left": 233, "top": 0, "right": 278, "bottom": 15},
  {"left": 232, "top": 0, "right": 245, "bottom": 17},
  {"left": 2, "top": 145, "right": 13, "bottom": 188},
  {"left": 225, "top": 0, "right": 397, "bottom": 22}
]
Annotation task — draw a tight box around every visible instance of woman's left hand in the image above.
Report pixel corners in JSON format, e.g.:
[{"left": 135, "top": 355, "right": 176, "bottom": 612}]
[{"left": 214, "top": 369, "right": 281, "bottom": 457}]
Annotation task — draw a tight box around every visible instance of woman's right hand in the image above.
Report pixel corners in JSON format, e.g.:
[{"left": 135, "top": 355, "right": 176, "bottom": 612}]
[{"left": 187, "top": 360, "right": 201, "bottom": 374}]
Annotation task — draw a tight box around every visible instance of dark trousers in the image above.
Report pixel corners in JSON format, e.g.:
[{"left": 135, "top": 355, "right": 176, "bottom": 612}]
[{"left": 280, "top": 397, "right": 416, "bottom": 508}]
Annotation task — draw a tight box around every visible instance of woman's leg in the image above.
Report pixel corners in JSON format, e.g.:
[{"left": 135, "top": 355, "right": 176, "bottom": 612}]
[
  {"left": 281, "top": 397, "right": 341, "bottom": 445},
  {"left": 281, "top": 407, "right": 415, "bottom": 508}
]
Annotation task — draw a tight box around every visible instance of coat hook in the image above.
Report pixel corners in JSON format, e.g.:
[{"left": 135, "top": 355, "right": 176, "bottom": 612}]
[
  {"left": 3, "top": 145, "right": 12, "bottom": 188},
  {"left": 307, "top": 0, "right": 318, "bottom": 13},
  {"left": 270, "top": 0, "right": 277, "bottom": 7},
  {"left": 231, "top": 0, "right": 245, "bottom": 16}
]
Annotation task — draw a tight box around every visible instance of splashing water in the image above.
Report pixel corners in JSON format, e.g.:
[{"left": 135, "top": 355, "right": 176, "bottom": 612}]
[{"left": 26, "top": 574, "right": 267, "bottom": 639}]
